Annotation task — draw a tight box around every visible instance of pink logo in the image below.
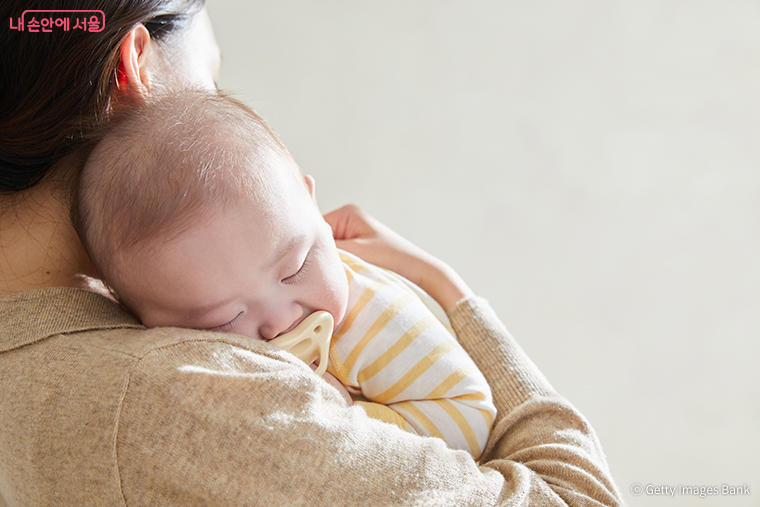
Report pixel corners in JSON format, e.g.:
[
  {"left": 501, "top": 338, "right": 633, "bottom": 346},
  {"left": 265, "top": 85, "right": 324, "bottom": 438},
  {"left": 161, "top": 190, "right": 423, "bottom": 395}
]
[{"left": 9, "top": 10, "right": 105, "bottom": 33}]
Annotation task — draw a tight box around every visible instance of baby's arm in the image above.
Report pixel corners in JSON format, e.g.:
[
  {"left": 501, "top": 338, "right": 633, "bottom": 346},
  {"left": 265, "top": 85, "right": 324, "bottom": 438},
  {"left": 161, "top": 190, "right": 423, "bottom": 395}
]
[
  {"left": 328, "top": 252, "right": 496, "bottom": 459},
  {"left": 320, "top": 370, "right": 353, "bottom": 404}
]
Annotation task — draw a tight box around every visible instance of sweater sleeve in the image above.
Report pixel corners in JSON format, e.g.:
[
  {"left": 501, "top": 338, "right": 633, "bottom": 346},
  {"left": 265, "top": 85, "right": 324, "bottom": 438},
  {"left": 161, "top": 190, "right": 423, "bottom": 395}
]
[
  {"left": 448, "top": 297, "right": 623, "bottom": 505},
  {"left": 116, "top": 297, "right": 623, "bottom": 506}
]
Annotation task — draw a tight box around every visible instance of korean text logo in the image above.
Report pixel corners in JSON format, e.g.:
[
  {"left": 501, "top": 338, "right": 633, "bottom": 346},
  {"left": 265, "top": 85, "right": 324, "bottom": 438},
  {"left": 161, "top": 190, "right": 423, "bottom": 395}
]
[{"left": 9, "top": 10, "right": 105, "bottom": 33}]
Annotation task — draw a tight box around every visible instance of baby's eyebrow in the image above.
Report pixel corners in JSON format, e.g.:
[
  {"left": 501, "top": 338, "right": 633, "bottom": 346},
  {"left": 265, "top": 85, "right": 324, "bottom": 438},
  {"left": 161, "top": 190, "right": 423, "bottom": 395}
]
[{"left": 268, "top": 234, "right": 308, "bottom": 268}]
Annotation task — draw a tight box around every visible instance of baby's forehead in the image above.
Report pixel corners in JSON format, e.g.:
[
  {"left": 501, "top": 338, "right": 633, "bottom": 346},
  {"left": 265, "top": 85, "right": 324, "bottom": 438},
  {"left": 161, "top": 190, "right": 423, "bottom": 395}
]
[{"left": 142, "top": 120, "right": 298, "bottom": 196}]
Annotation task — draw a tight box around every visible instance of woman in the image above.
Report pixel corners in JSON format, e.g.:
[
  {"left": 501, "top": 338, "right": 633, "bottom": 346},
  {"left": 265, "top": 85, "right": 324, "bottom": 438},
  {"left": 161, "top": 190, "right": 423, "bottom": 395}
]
[{"left": 0, "top": 1, "right": 623, "bottom": 505}]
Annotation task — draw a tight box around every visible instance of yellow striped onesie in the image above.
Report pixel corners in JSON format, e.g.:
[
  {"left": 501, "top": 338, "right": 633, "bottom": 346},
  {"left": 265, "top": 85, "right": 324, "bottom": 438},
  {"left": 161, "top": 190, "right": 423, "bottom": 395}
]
[{"left": 328, "top": 251, "right": 496, "bottom": 458}]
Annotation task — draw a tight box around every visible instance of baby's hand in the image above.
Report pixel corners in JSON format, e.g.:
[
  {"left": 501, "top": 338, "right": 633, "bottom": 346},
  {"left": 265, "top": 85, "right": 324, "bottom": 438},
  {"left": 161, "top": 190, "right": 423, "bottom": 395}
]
[
  {"left": 323, "top": 205, "right": 473, "bottom": 312},
  {"left": 322, "top": 371, "right": 353, "bottom": 405},
  {"left": 323, "top": 204, "right": 419, "bottom": 272},
  {"left": 310, "top": 363, "right": 352, "bottom": 405}
]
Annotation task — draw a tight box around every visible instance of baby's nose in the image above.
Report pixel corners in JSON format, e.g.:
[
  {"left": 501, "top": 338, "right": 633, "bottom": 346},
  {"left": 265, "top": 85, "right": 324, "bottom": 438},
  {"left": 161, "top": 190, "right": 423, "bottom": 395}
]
[{"left": 259, "top": 305, "right": 306, "bottom": 341}]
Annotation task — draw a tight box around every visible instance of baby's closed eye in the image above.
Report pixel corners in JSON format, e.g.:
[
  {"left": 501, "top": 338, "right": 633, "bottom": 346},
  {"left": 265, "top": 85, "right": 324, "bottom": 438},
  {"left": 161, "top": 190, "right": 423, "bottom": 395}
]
[
  {"left": 204, "top": 311, "right": 244, "bottom": 332},
  {"left": 281, "top": 250, "right": 311, "bottom": 284}
]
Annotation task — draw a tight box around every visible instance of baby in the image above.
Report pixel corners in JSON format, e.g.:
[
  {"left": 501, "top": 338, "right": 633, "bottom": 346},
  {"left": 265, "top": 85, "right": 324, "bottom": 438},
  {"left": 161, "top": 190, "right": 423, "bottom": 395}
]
[{"left": 77, "top": 90, "right": 495, "bottom": 458}]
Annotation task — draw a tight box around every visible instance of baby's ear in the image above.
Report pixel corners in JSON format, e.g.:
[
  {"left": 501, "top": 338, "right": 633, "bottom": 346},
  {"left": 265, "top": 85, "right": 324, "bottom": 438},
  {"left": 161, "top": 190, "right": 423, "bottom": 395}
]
[{"left": 303, "top": 174, "right": 318, "bottom": 205}]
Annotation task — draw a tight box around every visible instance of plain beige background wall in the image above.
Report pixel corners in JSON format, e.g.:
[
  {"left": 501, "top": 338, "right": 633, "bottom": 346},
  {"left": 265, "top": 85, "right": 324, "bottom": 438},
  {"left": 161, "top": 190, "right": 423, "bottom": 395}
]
[{"left": 206, "top": 1, "right": 759, "bottom": 505}]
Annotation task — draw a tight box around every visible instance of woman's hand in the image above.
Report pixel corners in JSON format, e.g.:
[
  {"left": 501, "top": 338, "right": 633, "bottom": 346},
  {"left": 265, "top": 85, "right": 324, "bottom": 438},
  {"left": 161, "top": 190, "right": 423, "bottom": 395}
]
[{"left": 323, "top": 205, "right": 473, "bottom": 312}]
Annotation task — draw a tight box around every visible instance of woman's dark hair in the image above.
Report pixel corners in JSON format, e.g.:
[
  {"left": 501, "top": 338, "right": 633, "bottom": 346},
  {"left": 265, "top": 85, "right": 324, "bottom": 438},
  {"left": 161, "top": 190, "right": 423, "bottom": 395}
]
[{"left": 0, "top": 0, "right": 205, "bottom": 193}]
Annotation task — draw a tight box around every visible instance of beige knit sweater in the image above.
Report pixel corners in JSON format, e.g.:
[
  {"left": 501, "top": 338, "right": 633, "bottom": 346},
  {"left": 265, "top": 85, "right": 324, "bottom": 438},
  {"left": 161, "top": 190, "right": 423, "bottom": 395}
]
[{"left": 0, "top": 288, "right": 623, "bottom": 506}]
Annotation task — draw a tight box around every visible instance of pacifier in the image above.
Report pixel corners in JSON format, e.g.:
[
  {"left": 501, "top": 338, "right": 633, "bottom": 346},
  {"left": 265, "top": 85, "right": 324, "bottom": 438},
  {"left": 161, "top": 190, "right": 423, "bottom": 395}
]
[{"left": 268, "top": 311, "right": 333, "bottom": 376}]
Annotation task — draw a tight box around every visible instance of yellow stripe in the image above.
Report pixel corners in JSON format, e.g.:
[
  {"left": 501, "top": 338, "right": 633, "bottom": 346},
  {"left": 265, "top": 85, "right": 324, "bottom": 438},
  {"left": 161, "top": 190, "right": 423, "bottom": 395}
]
[
  {"left": 478, "top": 406, "right": 495, "bottom": 430},
  {"left": 341, "top": 292, "right": 417, "bottom": 374},
  {"left": 446, "top": 392, "right": 486, "bottom": 402},
  {"left": 328, "top": 276, "right": 387, "bottom": 386},
  {"left": 332, "top": 277, "right": 388, "bottom": 343},
  {"left": 445, "top": 392, "right": 495, "bottom": 431},
  {"left": 339, "top": 253, "right": 368, "bottom": 274},
  {"left": 372, "top": 339, "right": 458, "bottom": 404},
  {"left": 436, "top": 399, "right": 481, "bottom": 458},
  {"left": 327, "top": 343, "right": 351, "bottom": 386},
  {"left": 338, "top": 251, "right": 356, "bottom": 263},
  {"left": 343, "top": 265, "right": 354, "bottom": 285},
  {"left": 394, "top": 402, "right": 443, "bottom": 439},
  {"left": 424, "top": 362, "right": 477, "bottom": 399},
  {"left": 355, "top": 401, "right": 407, "bottom": 430},
  {"left": 357, "top": 315, "right": 437, "bottom": 384}
]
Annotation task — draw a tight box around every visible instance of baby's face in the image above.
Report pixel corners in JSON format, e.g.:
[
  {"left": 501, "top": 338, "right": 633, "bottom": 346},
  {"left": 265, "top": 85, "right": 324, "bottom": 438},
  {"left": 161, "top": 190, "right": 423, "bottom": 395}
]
[{"left": 118, "top": 168, "right": 348, "bottom": 341}]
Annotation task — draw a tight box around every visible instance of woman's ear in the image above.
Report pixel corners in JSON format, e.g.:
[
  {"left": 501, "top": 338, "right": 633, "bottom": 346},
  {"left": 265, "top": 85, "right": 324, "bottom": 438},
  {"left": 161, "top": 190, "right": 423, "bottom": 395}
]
[
  {"left": 304, "top": 174, "right": 318, "bottom": 205},
  {"left": 117, "top": 24, "right": 153, "bottom": 101}
]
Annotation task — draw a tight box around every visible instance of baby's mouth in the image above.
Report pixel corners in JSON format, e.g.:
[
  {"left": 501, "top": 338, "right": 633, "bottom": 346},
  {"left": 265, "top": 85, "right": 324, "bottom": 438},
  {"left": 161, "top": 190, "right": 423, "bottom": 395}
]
[{"left": 274, "top": 311, "right": 311, "bottom": 339}]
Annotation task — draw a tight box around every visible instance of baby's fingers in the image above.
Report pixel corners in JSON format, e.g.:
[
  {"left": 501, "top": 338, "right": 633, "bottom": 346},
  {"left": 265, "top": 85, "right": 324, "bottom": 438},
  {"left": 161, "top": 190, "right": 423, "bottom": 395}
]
[{"left": 323, "top": 204, "right": 376, "bottom": 241}]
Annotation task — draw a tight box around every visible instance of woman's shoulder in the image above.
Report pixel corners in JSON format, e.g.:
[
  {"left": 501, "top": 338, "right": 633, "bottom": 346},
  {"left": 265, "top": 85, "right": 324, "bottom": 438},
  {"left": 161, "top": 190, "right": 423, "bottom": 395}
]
[
  {"left": 0, "top": 287, "right": 283, "bottom": 358},
  {"left": 1, "top": 287, "right": 140, "bottom": 351},
  {"left": 0, "top": 287, "right": 313, "bottom": 397},
  {"left": 0, "top": 284, "right": 308, "bottom": 394},
  {"left": 0, "top": 287, "right": 317, "bottom": 505}
]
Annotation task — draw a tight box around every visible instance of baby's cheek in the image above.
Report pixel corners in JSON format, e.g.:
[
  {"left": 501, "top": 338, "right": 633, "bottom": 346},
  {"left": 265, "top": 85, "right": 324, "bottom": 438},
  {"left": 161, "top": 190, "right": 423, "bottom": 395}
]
[
  {"left": 323, "top": 266, "right": 349, "bottom": 331},
  {"left": 312, "top": 235, "right": 350, "bottom": 330}
]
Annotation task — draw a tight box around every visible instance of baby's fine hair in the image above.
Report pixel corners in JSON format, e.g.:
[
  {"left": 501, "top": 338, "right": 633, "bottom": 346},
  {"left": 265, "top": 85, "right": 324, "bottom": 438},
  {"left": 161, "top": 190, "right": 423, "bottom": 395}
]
[{"left": 76, "top": 89, "right": 296, "bottom": 296}]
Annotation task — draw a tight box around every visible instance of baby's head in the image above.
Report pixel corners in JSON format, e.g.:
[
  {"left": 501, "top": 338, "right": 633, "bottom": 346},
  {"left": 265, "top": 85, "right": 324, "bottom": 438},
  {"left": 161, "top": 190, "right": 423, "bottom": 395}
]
[{"left": 78, "top": 90, "right": 348, "bottom": 339}]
